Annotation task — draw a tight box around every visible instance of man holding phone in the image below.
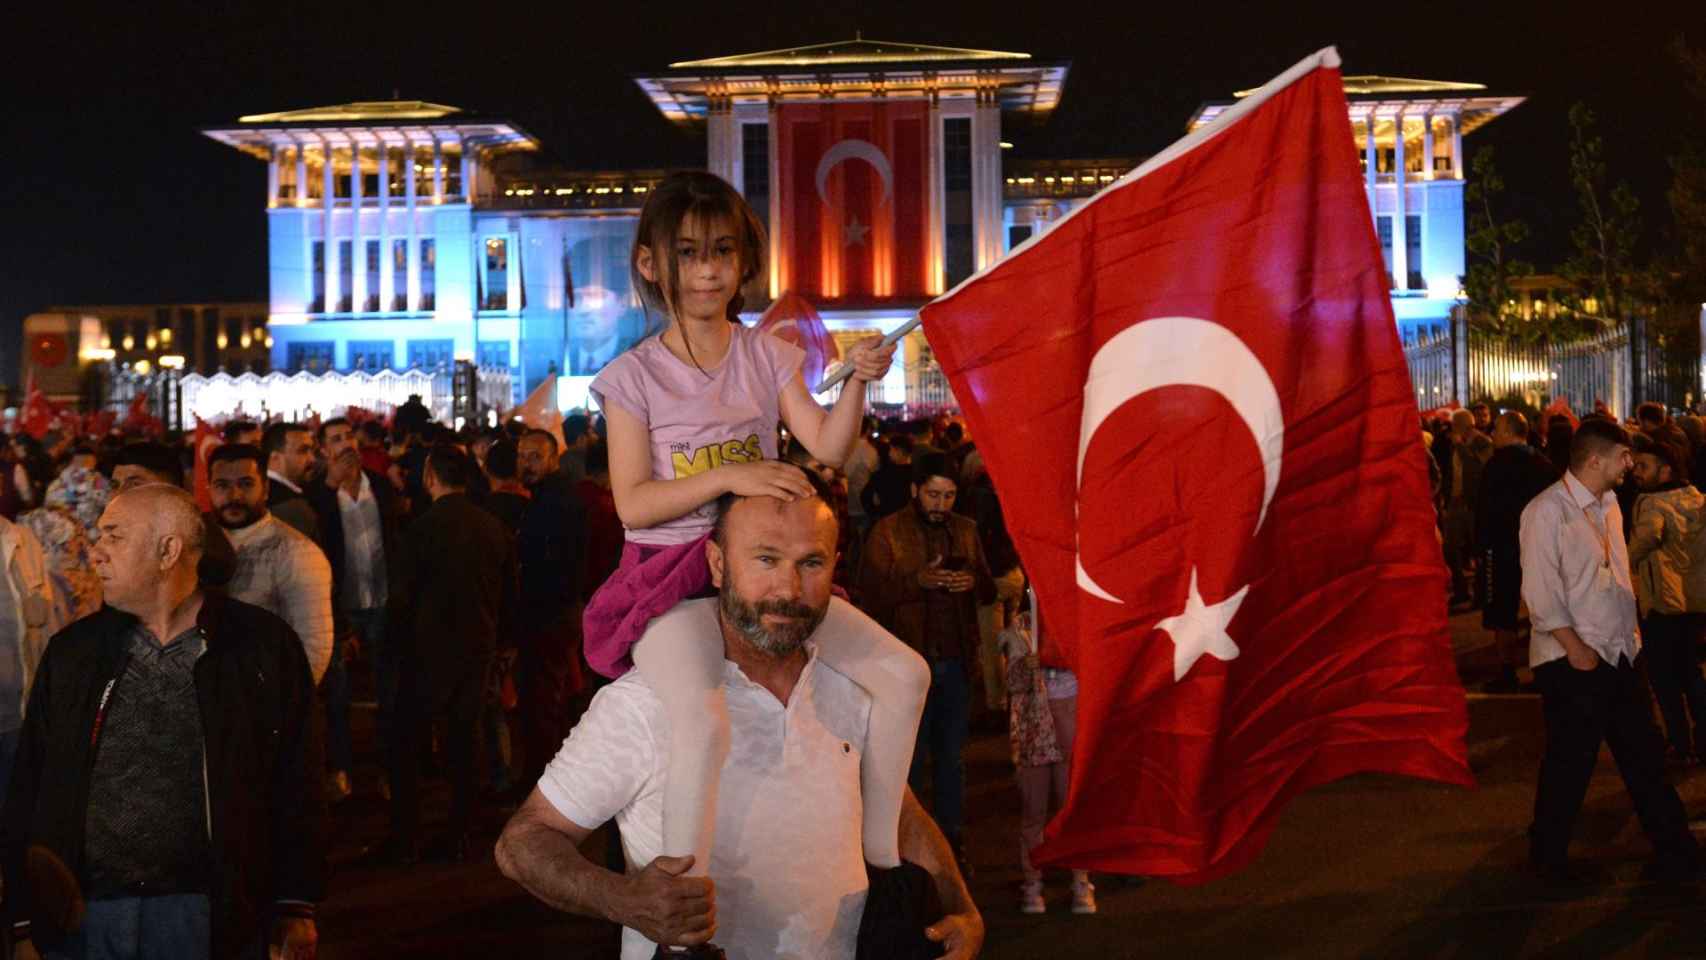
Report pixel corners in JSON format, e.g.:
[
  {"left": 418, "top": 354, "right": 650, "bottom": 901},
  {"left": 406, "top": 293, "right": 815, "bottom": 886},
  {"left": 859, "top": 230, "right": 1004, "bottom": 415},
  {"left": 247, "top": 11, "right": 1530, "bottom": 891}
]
[
  {"left": 1518, "top": 418, "right": 1700, "bottom": 891},
  {"left": 857, "top": 453, "right": 996, "bottom": 867}
]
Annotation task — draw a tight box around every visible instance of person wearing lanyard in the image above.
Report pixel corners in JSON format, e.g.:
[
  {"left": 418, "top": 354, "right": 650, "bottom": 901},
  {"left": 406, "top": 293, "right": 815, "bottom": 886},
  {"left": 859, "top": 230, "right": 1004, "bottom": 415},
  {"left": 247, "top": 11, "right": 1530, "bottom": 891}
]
[{"left": 1517, "top": 418, "right": 1700, "bottom": 891}]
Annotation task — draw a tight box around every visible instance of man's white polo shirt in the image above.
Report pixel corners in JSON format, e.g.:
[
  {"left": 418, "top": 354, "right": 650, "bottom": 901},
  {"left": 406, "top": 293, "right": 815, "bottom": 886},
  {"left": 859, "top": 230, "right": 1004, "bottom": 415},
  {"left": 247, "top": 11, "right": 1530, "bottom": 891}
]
[{"left": 539, "top": 599, "right": 871, "bottom": 960}]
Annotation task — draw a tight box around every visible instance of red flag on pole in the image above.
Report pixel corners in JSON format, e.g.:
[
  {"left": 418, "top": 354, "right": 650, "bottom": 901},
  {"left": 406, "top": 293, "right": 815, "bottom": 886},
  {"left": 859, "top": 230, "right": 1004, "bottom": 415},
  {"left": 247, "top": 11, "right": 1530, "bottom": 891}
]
[
  {"left": 517, "top": 375, "right": 565, "bottom": 451},
  {"left": 756, "top": 291, "right": 842, "bottom": 390},
  {"left": 192, "top": 417, "right": 220, "bottom": 511},
  {"left": 918, "top": 48, "right": 1470, "bottom": 882},
  {"left": 19, "top": 370, "right": 58, "bottom": 440}
]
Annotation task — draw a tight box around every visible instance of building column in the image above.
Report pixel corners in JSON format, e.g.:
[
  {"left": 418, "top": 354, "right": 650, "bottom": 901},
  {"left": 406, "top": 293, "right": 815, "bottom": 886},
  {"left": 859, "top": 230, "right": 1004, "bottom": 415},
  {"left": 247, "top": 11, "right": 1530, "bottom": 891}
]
[
  {"left": 432, "top": 139, "right": 444, "bottom": 202},
  {"left": 707, "top": 89, "right": 737, "bottom": 186},
  {"left": 267, "top": 145, "right": 280, "bottom": 207},
  {"left": 351, "top": 144, "right": 365, "bottom": 313},
  {"left": 767, "top": 92, "right": 783, "bottom": 298},
  {"left": 295, "top": 141, "right": 308, "bottom": 206},
  {"left": 926, "top": 83, "right": 946, "bottom": 296},
  {"left": 459, "top": 148, "right": 473, "bottom": 202},
  {"left": 971, "top": 79, "right": 1003, "bottom": 272},
  {"left": 1392, "top": 111, "right": 1409, "bottom": 292},
  {"left": 378, "top": 143, "right": 392, "bottom": 312},
  {"left": 1364, "top": 110, "right": 1378, "bottom": 221},
  {"left": 1421, "top": 112, "right": 1435, "bottom": 181},
  {"left": 405, "top": 137, "right": 419, "bottom": 311},
  {"left": 322, "top": 137, "right": 336, "bottom": 311},
  {"left": 1448, "top": 112, "right": 1463, "bottom": 180}
]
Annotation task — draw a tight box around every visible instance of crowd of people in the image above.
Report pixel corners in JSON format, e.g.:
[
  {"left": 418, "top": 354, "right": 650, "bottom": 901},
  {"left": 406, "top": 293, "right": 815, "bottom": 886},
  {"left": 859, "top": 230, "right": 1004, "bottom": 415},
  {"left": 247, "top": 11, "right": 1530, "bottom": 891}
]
[{"left": 1425, "top": 398, "right": 1706, "bottom": 890}]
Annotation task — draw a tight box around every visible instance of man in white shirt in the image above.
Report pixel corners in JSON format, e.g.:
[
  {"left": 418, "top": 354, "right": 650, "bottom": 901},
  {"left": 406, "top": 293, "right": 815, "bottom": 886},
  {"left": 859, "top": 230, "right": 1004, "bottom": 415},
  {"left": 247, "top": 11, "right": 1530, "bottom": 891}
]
[
  {"left": 496, "top": 470, "right": 982, "bottom": 960},
  {"left": 1518, "top": 418, "right": 1699, "bottom": 888}
]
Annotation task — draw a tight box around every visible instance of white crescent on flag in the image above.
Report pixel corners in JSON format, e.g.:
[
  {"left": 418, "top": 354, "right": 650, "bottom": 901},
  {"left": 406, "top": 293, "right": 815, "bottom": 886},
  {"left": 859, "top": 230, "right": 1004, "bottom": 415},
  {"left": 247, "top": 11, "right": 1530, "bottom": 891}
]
[{"left": 815, "top": 139, "right": 894, "bottom": 207}]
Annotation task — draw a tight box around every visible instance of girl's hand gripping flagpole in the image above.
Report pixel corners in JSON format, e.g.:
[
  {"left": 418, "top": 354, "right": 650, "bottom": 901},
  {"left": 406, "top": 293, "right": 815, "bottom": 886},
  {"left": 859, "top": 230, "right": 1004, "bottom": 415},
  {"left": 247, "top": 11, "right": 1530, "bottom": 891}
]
[{"left": 810, "top": 314, "right": 925, "bottom": 394}]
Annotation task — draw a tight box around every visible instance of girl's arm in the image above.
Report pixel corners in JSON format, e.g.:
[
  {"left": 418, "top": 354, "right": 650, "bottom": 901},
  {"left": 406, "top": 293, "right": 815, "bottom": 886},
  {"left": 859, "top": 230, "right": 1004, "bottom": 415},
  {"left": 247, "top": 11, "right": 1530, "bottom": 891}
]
[
  {"left": 780, "top": 338, "right": 895, "bottom": 469},
  {"left": 605, "top": 404, "right": 815, "bottom": 530}
]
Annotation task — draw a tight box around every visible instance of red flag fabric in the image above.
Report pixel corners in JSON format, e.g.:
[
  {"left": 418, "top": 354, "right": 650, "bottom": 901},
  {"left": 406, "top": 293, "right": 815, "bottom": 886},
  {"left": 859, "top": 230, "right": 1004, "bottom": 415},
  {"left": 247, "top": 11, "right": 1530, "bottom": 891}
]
[
  {"left": 774, "top": 101, "right": 931, "bottom": 300},
  {"left": 517, "top": 376, "right": 566, "bottom": 451},
  {"left": 1541, "top": 395, "right": 1579, "bottom": 431},
  {"left": 756, "top": 291, "right": 842, "bottom": 389},
  {"left": 19, "top": 371, "right": 58, "bottom": 440},
  {"left": 918, "top": 48, "right": 1471, "bottom": 882},
  {"left": 192, "top": 417, "right": 220, "bottom": 512}
]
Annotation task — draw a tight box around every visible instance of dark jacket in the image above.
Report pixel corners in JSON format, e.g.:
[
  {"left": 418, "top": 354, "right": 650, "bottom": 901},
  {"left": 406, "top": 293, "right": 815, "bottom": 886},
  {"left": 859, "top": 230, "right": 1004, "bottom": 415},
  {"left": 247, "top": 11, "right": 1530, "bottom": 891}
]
[
  {"left": 1, "top": 593, "right": 325, "bottom": 958},
  {"left": 306, "top": 468, "right": 406, "bottom": 632},
  {"left": 266, "top": 481, "right": 321, "bottom": 544},
  {"left": 1474, "top": 443, "right": 1558, "bottom": 555},
  {"left": 857, "top": 505, "right": 996, "bottom": 663},
  {"left": 395, "top": 493, "right": 518, "bottom": 697},
  {"left": 517, "top": 475, "right": 587, "bottom": 631}
]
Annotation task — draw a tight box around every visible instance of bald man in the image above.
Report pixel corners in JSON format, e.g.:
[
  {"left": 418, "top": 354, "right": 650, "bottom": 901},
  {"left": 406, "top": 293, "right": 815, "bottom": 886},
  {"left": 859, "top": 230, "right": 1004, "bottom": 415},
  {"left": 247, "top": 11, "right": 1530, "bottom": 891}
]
[{"left": 0, "top": 485, "right": 325, "bottom": 960}]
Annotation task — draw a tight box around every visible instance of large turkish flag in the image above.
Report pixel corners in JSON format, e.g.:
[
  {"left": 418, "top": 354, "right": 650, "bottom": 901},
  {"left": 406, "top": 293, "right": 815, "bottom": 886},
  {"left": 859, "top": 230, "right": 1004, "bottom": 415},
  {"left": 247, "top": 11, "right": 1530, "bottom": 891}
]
[
  {"left": 774, "top": 101, "right": 930, "bottom": 301},
  {"left": 919, "top": 49, "right": 1471, "bottom": 882}
]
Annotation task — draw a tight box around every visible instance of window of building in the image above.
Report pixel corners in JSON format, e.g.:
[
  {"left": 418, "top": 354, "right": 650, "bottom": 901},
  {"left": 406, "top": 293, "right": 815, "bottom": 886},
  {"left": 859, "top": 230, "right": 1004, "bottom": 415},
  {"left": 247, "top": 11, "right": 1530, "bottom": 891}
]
[
  {"left": 407, "top": 339, "right": 454, "bottom": 370},
  {"left": 336, "top": 240, "right": 353, "bottom": 312},
  {"left": 286, "top": 342, "right": 335, "bottom": 374},
  {"left": 477, "top": 341, "right": 511, "bottom": 369},
  {"left": 944, "top": 117, "right": 974, "bottom": 288},
  {"left": 305, "top": 148, "right": 325, "bottom": 201},
  {"left": 332, "top": 147, "right": 351, "bottom": 200},
  {"left": 277, "top": 147, "right": 297, "bottom": 201},
  {"left": 1376, "top": 216, "right": 1394, "bottom": 289},
  {"left": 1007, "top": 224, "right": 1034, "bottom": 250},
  {"left": 359, "top": 147, "right": 380, "bottom": 198},
  {"left": 742, "top": 123, "right": 770, "bottom": 232},
  {"left": 1406, "top": 214, "right": 1423, "bottom": 290},
  {"left": 415, "top": 145, "right": 436, "bottom": 197},
  {"left": 311, "top": 240, "right": 326, "bottom": 313},
  {"left": 444, "top": 146, "right": 463, "bottom": 197},
  {"left": 483, "top": 237, "right": 509, "bottom": 311},
  {"left": 391, "top": 239, "right": 408, "bottom": 311},
  {"left": 348, "top": 340, "right": 394, "bottom": 371},
  {"left": 364, "top": 240, "right": 380, "bottom": 312},
  {"left": 420, "top": 238, "right": 436, "bottom": 310}
]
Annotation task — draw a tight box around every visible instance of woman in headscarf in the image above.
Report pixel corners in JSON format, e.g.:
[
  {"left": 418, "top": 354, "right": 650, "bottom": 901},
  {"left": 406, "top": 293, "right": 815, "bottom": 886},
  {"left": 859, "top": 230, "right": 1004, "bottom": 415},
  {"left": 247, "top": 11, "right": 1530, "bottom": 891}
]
[{"left": 18, "top": 463, "right": 111, "bottom": 623}]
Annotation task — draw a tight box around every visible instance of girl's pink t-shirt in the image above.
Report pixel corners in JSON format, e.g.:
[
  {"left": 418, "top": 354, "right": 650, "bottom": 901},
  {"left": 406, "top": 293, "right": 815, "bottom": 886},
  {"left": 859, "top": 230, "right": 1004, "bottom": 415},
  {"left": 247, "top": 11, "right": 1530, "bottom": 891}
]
[{"left": 591, "top": 324, "right": 805, "bottom": 545}]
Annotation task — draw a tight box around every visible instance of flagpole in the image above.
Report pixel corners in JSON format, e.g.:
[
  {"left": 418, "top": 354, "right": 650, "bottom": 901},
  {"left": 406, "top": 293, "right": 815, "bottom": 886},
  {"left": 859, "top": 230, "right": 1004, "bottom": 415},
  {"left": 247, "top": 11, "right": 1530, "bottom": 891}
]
[{"left": 810, "top": 312, "right": 924, "bottom": 394}]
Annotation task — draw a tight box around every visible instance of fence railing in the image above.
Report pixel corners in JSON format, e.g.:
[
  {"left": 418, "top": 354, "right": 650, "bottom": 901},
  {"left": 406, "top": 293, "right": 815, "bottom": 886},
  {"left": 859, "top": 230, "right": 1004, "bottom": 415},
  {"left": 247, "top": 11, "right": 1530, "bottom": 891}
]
[
  {"left": 106, "top": 365, "right": 514, "bottom": 429},
  {"left": 817, "top": 360, "right": 960, "bottom": 419},
  {"left": 1403, "top": 312, "right": 1699, "bottom": 418}
]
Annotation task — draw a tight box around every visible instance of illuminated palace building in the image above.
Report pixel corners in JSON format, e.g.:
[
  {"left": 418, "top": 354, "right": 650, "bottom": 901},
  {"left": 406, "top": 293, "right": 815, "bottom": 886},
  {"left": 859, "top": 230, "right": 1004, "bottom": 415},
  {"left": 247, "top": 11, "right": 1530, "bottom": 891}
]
[{"left": 202, "top": 41, "right": 1521, "bottom": 405}]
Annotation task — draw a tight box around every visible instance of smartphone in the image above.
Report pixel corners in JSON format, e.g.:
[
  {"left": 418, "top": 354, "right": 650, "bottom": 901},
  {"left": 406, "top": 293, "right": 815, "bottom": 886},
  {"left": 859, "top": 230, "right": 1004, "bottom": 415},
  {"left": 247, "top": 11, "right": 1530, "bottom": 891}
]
[{"left": 940, "top": 557, "right": 967, "bottom": 572}]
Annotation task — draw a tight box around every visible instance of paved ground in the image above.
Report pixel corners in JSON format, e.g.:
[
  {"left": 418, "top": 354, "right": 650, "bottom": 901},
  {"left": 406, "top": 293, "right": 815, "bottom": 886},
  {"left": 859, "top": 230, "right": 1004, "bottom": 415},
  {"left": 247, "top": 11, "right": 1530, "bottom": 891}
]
[{"left": 318, "top": 613, "right": 1706, "bottom": 958}]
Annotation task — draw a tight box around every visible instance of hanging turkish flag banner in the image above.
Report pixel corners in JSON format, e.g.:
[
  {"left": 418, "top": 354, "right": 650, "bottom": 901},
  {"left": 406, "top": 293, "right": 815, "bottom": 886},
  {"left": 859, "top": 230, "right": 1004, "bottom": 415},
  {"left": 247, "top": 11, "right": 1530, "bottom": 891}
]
[
  {"left": 919, "top": 48, "right": 1471, "bottom": 882},
  {"left": 756, "top": 291, "right": 841, "bottom": 389},
  {"left": 774, "top": 101, "right": 930, "bottom": 301}
]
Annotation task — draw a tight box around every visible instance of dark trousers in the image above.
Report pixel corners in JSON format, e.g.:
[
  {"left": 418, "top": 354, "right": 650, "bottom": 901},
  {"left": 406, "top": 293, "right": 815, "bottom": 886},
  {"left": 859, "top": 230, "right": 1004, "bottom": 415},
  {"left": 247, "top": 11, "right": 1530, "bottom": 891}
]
[
  {"left": 910, "top": 658, "right": 972, "bottom": 840},
  {"left": 1641, "top": 613, "right": 1706, "bottom": 755},
  {"left": 390, "top": 656, "right": 490, "bottom": 845},
  {"left": 518, "top": 614, "right": 584, "bottom": 791},
  {"left": 1530, "top": 654, "right": 1696, "bottom": 866}
]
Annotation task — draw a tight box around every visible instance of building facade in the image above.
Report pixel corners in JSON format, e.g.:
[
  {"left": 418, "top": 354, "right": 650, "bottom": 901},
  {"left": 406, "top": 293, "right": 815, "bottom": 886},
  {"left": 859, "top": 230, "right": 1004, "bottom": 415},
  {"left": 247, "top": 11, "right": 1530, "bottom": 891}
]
[{"left": 201, "top": 45, "right": 1521, "bottom": 412}]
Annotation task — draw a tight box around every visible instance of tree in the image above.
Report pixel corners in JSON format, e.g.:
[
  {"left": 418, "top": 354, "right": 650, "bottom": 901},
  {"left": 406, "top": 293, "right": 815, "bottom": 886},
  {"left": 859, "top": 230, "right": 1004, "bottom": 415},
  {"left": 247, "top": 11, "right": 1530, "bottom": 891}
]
[
  {"left": 1667, "top": 36, "right": 1706, "bottom": 302},
  {"left": 1563, "top": 103, "right": 1642, "bottom": 322},
  {"left": 1462, "top": 148, "right": 1538, "bottom": 338}
]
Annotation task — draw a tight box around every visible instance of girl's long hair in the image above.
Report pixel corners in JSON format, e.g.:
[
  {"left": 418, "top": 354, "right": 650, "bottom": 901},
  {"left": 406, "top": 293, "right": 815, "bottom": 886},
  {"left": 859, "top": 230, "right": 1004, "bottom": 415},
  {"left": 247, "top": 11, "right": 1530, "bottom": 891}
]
[{"left": 629, "top": 171, "right": 767, "bottom": 348}]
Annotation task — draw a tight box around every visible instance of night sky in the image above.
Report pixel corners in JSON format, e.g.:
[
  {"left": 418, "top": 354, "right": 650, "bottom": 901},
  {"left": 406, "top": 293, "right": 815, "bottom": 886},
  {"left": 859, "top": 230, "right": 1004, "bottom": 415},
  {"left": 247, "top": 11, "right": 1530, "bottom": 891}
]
[{"left": 4, "top": 0, "right": 1697, "bottom": 389}]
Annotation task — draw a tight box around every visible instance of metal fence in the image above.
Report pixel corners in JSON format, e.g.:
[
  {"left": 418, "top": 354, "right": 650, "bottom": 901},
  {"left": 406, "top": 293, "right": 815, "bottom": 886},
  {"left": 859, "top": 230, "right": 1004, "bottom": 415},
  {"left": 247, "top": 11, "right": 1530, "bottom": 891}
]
[
  {"left": 105, "top": 365, "right": 513, "bottom": 430},
  {"left": 1403, "top": 312, "right": 1699, "bottom": 417}
]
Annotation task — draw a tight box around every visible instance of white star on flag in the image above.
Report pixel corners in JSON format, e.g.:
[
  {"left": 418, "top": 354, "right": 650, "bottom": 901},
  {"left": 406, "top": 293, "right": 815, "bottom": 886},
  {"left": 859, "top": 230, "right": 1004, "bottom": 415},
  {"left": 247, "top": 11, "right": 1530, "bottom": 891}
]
[
  {"left": 1156, "top": 567, "right": 1246, "bottom": 681},
  {"left": 842, "top": 215, "right": 870, "bottom": 247}
]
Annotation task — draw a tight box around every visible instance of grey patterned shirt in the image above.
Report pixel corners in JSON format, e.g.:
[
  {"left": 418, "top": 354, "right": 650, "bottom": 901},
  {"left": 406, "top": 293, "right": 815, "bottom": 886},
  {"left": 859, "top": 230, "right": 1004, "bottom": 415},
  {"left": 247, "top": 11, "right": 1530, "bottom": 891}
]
[{"left": 82, "top": 624, "right": 212, "bottom": 897}]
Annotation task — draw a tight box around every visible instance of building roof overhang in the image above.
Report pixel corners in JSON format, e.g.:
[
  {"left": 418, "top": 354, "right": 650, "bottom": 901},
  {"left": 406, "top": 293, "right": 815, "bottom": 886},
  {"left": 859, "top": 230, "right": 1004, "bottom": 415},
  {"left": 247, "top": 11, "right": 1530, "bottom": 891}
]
[
  {"left": 202, "top": 102, "right": 539, "bottom": 160},
  {"left": 635, "top": 37, "right": 1068, "bottom": 125},
  {"left": 1186, "top": 75, "right": 1525, "bottom": 136}
]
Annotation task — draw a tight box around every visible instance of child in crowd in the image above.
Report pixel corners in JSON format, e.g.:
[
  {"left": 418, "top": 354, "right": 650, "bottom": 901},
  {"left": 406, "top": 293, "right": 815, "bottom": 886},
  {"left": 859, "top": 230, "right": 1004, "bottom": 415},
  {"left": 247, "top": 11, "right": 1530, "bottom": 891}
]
[
  {"left": 583, "top": 171, "right": 931, "bottom": 954},
  {"left": 1002, "top": 590, "right": 1094, "bottom": 915}
]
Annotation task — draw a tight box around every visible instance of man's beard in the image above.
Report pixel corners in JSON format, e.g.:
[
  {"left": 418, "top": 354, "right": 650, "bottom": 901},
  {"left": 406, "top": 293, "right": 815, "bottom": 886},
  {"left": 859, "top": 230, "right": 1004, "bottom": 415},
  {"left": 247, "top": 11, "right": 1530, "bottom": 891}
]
[
  {"left": 216, "top": 502, "right": 263, "bottom": 529},
  {"left": 720, "top": 578, "right": 827, "bottom": 658}
]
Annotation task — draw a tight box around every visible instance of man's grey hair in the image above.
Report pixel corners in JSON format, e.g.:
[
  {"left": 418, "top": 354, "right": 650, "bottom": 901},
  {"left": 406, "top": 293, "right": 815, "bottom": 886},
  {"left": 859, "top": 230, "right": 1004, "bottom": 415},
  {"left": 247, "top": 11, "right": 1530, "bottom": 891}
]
[{"left": 116, "top": 483, "right": 206, "bottom": 560}]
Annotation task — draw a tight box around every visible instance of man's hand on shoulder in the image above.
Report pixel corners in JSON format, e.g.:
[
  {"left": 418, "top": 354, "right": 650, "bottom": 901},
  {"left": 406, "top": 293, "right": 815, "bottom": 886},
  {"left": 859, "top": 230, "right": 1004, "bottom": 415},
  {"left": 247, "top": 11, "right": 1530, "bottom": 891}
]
[
  {"left": 926, "top": 909, "right": 984, "bottom": 959},
  {"left": 617, "top": 855, "right": 717, "bottom": 948}
]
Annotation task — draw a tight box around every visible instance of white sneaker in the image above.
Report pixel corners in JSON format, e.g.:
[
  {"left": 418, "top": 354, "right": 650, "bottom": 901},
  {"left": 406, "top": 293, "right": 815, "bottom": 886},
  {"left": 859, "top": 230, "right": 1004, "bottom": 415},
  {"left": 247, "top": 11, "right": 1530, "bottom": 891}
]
[
  {"left": 1019, "top": 882, "right": 1046, "bottom": 914},
  {"left": 1070, "top": 877, "right": 1097, "bottom": 915}
]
